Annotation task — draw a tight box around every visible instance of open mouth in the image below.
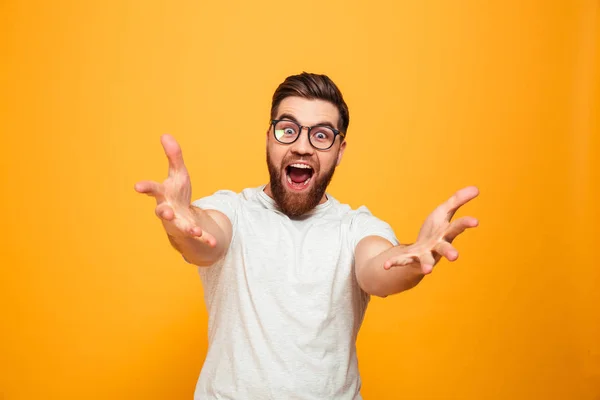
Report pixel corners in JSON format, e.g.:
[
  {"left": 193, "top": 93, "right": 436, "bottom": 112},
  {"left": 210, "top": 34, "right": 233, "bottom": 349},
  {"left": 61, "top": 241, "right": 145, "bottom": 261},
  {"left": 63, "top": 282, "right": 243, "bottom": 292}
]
[{"left": 285, "top": 163, "right": 314, "bottom": 189}]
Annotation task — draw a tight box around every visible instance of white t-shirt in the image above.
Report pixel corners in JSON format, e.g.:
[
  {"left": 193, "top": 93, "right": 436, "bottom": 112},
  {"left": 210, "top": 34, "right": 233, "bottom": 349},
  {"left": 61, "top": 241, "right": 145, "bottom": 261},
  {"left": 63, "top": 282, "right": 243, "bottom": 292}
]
[{"left": 191, "top": 186, "right": 399, "bottom": 400}]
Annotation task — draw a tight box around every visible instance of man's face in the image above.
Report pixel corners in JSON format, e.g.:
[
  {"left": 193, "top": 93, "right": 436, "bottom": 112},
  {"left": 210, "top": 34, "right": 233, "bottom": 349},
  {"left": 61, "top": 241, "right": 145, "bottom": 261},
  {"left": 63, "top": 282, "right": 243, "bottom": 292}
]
[{"left": 265, "top": 96, "right": 346, "bottom": 217}]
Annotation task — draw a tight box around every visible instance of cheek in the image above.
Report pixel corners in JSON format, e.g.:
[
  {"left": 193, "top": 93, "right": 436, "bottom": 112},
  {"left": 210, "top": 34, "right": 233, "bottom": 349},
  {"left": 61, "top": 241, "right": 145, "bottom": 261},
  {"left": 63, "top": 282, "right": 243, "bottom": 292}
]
[
  {"left": 267, "top": 143, "right": 287, "bottom": 166},
  {"left": 316, "top": 154, "right": 336, "bottom": 173}
]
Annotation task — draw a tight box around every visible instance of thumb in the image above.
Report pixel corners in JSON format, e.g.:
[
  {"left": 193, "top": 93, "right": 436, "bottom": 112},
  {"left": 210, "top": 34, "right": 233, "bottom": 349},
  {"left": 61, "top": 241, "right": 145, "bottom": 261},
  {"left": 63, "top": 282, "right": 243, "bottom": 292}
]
[{"left": 418, "top": 252, "right": 436, "bottom": 274}]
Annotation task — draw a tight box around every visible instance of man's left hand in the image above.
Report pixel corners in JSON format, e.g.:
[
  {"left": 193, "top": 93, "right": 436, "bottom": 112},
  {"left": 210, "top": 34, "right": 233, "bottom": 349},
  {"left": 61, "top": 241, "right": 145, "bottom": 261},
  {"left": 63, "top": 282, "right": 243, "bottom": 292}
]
[{"left": 383, "top": 186, "right": 480, "bottom": 274}]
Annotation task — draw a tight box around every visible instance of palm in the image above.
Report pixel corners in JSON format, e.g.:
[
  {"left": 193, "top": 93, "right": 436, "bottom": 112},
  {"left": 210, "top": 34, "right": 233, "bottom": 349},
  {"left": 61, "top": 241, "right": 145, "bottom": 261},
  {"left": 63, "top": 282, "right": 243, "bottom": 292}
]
[
  {"left": 417, "top": 207, "right": 453, "bottom": 249},
  {"left": 157, "top": 169, "right": 194, "bottom": 233},
  {"left": 385, "top": 186, "right": 479, "bottom": 274},
  {"left": 134, "top": 134, "right": 213, "bottom": 244}
]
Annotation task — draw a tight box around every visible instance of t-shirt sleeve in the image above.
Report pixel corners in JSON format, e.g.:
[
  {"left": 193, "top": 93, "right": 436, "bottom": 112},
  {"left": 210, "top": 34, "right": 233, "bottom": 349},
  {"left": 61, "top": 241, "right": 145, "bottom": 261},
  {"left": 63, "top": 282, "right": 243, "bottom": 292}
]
[
  {"left": 348, "top": 206, "right": 400, "bottom": 251},
  {"left": 191, "top": 189, "right": 240, "bottom": 228}
]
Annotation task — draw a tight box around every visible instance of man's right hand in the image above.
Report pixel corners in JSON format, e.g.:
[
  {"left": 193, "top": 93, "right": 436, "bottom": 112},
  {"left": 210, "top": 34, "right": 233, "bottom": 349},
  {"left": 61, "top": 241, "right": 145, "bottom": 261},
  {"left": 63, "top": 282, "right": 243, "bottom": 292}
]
[
  {"left": 135, "top": 134, "right": 217, "bottom": 246},
  {"left": 135, "top": 135, "right": 232, "bottom": 266}
]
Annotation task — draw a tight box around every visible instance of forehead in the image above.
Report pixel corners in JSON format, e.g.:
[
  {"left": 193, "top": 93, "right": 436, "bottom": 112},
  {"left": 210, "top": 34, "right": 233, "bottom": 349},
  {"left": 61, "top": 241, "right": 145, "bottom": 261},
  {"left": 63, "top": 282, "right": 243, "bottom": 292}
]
[{"left": 276, "top": 97, "right": 340, "bottom": 128}]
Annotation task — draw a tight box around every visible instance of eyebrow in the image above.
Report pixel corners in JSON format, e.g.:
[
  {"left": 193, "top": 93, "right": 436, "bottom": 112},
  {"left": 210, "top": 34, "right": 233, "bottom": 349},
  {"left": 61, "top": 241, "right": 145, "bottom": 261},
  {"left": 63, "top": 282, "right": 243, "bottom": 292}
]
[{"left": 277, "top": 113, "right": 338, "bottom": 131}]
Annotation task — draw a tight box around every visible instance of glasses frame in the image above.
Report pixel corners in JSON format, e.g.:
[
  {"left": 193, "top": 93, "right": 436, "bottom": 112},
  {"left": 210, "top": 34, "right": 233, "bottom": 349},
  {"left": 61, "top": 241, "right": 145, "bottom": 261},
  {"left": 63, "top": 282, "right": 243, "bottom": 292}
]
[{"left": 270, "top": 119, "right": 346, "bottom": 151}]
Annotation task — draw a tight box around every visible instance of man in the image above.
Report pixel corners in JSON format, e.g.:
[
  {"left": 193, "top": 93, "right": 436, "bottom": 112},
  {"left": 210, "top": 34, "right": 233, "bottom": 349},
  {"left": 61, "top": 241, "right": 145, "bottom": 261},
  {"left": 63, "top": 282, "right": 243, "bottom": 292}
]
[{"left": 135, "top": 72, "right": 479, "bottom": 399}]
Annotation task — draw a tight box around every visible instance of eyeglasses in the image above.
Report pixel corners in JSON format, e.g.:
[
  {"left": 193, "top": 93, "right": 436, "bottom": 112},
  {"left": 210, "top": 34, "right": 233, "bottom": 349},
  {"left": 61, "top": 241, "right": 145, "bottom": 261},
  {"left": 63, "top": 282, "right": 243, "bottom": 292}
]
[{"left": 270, "top": 119, "right": 346, "bottom": 150}]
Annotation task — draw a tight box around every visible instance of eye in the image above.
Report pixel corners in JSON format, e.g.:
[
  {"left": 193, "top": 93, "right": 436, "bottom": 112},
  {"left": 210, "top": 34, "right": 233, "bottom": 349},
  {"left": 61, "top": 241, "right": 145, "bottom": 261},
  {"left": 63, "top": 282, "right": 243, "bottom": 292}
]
[
  {"left": 312, "top": 128, "right": 333, "bottom": 142},
  {"left": 274, "top": 120, "right": 299, "bottom": 141}
]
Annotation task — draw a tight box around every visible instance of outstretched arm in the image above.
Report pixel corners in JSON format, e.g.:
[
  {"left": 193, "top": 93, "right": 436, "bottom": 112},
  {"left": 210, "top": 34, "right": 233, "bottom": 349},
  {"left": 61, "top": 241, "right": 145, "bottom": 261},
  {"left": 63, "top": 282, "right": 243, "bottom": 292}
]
[
  {"left": 134, "top": 134, "right": 232, "bottom": 266},
  {"left": 355, "top": 186, "right": 479, "bottom": 297}
]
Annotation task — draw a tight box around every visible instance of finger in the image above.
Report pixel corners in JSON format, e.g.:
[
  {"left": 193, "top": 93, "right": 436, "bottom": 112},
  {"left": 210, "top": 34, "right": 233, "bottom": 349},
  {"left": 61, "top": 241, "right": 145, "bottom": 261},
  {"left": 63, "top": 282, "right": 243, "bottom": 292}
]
[
  {"left": 383, "top": 254, "right": 420, "bottom": 270},
  {"left": 445, "top": 186, "right": 480, "bottom": 219},
  {"left": 189, "top": 226, "right": 217, "bottom": 248},
  {"left": 161, "top": 134, "right": 187, "bottom": 174},
  {"left": 418, "top": 252, "right": 437, "bottom": 274},
  {"left": 155, "top": 203, "right": 175, "bottom": 221},
  {"left": 433, "top": 241, "right": 459, "bottom": 261},
  {"left": 445, "top": 216, "right": 479, "bottom": 243},
  {"left": 135, "top": 180, "right": 165, "bottom": 201}
]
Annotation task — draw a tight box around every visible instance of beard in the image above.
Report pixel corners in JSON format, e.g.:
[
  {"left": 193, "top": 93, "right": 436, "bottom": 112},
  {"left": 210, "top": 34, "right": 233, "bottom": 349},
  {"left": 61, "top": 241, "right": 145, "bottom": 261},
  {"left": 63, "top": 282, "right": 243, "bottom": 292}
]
[{"left": 266, "top": 150, "right": 337, "bottom": 218}]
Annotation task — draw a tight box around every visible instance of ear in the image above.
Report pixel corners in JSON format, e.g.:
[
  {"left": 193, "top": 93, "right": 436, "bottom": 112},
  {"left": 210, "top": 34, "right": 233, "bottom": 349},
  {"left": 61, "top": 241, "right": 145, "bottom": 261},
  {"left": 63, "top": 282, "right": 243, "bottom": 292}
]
[{"left": 335, "top": 140, "right": 347, "bottom": 167}]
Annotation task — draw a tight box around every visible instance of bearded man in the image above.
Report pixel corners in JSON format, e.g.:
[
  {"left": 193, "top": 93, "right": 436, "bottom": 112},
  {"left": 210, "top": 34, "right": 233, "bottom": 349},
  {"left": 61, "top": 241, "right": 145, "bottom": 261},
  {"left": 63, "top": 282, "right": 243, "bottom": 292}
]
[{"left": 135, "top": 72, "right": 479, "bottom": 399}]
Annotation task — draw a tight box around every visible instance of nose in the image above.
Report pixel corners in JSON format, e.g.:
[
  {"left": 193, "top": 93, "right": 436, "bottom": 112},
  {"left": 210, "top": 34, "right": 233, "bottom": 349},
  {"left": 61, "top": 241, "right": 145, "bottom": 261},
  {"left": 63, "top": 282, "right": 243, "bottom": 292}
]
[{"left": 289, "top": 127, "right": 314, "bottom": 156}]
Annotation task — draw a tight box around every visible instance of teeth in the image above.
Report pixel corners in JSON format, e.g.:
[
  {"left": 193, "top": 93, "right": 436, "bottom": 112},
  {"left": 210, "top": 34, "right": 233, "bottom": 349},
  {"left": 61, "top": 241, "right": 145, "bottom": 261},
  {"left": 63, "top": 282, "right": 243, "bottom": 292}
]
[{"left": 289, "top": 163, "right": 312, "bottom": 169}]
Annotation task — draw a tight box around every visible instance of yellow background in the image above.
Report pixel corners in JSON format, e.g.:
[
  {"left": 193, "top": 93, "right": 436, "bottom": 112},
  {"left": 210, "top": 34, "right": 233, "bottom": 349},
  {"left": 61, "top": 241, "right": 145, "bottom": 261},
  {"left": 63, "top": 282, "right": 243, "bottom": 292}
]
[{"left": 1, "top": 1, "right": 598, "bottom": 399}]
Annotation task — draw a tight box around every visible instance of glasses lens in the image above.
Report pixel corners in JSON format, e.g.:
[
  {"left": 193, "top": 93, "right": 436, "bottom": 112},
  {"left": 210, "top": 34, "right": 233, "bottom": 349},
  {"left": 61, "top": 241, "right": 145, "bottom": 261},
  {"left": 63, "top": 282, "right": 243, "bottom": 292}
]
[
  {"left": 274, "top": 120, "right": 299, "bottom": 143},
  {"left": 309, "top": 127, "right": 336, "bottom": 149}
]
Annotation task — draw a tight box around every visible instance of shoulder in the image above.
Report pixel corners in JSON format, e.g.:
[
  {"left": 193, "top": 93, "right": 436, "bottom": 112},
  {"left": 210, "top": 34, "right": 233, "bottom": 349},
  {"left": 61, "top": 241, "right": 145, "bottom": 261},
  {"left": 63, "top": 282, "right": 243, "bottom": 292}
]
[
  {"left": 347, "top": 205, "right": 390, "bottom": 231},
  {"left": 328, "top": 196, "right": 399, "bottom": 248},
  {"left": 193, "top": 186, "right": 262, "bottom": 204},
  {"left": 327, "top": 194, "right": 382, "bottom": 222},
  {"left": 192, "top": 189, "right": 241, "bottom": 208},
  {"left": 192, "top": 186, "right": 266, "bottom": 216}
]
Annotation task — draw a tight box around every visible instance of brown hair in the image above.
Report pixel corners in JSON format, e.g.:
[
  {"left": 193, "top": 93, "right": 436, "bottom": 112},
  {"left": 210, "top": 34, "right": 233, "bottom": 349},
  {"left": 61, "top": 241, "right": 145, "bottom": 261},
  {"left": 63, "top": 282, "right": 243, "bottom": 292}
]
[{"left": 270, "top": 72, "right": 350, "bottom": 134}]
